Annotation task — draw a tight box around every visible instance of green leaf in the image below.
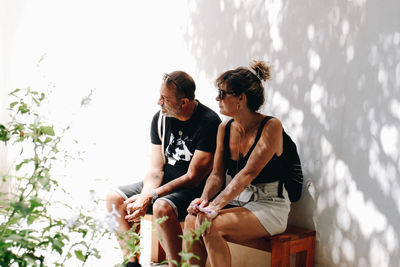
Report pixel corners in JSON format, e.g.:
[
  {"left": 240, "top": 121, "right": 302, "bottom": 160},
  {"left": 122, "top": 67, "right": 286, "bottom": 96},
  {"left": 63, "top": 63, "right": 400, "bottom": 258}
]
[
  {"left": 179, "top": 252, "right": 199, "bottom": 261},
  {"left": 11, "top": 88, "right": 21, "bottom": 94},
  {"left": 9, "top": 101, "right": 18, "bottom": 108},
  {"left": 13, "top": 123, "right": 25, "bottom": 132},
  {"left": 8, "top": 216, "right": 19, "bottom": 226},
  {"left": 11, "top": 201, "right": 30, "bottom": 216},
  {"left": 40, "top": 126, "right": 55, "bottom": 136},
  {"left": 39, "top": 92, "right": 45, "bottom": 101},
  {"left": 52, "top": 238, "right": 64, "bottom": 255},
  {"left": 0, "top": 124, "right": 10, "bottom": 142},
  {"left": 16, "top": 159, "right": 30, "bottom": 171},
  {"left": 78, "top": 229, "right": 88, "bottom": 238},
  {"left": 38, "top": 176, "right": 50, "bottom": 190},
  {"left": 29, "top": 197, "right": 43, "bottom": 209},
  {"left": 8, "top": 234, "right": 23, "bottom": 242},
  {"left": 18, "top": 102, "right": 29, "bottom": 114},
  {"left": 91, "top": 248, "right": 101, "bottom": 259},
  {"left": 74, "top": 250, "right": 86, "bottom": 262},
  {"left": 27, "top": 214, "right": 38, "bottom": 225}
]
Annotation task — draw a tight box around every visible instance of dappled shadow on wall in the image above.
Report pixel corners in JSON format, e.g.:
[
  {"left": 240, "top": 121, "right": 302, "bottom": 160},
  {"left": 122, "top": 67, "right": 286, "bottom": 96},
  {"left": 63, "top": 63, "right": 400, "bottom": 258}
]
[{"left": 184, "top": 0, "right": 400, "bottom": 266}]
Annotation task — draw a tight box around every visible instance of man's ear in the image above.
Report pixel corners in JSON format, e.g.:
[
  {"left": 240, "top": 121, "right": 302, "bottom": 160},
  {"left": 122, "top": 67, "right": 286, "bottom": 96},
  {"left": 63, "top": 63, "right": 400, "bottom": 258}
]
[{"left": 181, "top": 98, "right": 189, "bottom": 106}]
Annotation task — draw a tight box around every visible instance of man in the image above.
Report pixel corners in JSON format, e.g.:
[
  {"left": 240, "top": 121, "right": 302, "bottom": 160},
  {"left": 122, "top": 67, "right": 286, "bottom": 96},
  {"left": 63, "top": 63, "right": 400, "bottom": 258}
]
[{"left": 106, "top": 71, "right": 221, "bottom": 267}]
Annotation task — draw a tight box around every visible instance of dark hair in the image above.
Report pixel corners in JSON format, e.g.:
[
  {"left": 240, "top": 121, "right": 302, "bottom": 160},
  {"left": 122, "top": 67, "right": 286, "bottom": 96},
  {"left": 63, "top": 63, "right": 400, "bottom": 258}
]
[
  {"left": 163, "top": 71, "right": 196, "bottom": 101},
  {"left": 215, "top": 60, "right": 272, "bottom": 112}
]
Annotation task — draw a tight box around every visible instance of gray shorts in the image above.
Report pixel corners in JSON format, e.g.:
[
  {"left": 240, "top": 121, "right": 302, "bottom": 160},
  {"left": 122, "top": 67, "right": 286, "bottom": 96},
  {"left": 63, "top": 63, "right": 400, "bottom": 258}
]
[
  {"left": 114, "top": 182, "right": 203, "bottom": 222},
  {"left": 230, "top": 181, "right": 291, "bottom": 236}
]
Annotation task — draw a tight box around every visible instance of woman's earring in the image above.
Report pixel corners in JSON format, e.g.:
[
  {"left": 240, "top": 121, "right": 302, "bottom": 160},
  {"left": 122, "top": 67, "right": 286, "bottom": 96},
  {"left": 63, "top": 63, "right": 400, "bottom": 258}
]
[{"left": 236, "top": 103, "right": 240, "bottom": 110}]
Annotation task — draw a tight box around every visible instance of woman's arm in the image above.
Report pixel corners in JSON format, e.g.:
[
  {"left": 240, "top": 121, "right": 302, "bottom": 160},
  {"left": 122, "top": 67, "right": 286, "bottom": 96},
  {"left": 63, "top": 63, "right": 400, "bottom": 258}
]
[
  {"left": 200, "top": 122, "right": 229, "bottom": 200},
  {"left": 208, "top": 117, "right": 283, "bottom": 211},
  {"left": 187, "top": 122, "right": 227, "bottom": 214}
]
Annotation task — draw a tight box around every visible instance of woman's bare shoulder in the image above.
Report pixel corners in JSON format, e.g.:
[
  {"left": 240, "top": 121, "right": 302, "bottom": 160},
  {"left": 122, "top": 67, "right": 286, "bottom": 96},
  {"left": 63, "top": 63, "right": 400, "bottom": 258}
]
[{"left": 262, "top": 116, "right": 283, "bottom": 136}]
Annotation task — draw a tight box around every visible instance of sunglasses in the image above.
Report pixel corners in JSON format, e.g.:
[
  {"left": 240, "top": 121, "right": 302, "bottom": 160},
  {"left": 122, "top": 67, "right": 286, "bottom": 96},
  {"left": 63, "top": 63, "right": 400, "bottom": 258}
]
[
  {"left": 163, "top": 73, "right": 181, "bottom": 91},
  {"left": 217, "top": 89, "right": 235, "bottom": 100}
]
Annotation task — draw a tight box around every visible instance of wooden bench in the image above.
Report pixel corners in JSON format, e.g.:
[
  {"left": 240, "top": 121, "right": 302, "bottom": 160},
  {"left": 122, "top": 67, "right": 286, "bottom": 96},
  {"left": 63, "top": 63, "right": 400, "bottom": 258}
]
[{"left": 143, "top": 215, "right": 316, "bottom": 267}]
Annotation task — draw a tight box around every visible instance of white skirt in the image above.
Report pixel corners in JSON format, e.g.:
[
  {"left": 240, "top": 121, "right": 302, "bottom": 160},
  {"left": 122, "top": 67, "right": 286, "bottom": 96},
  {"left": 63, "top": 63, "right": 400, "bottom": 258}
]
[{"left": 230, "top": 181, "right": 291, "bottom": 236}]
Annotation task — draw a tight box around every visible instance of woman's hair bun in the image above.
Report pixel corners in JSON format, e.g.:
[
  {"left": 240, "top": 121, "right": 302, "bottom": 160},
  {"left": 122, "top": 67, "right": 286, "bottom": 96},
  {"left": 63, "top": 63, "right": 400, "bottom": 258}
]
[{"left": 249, "top": 60, "right": 272, "bottom": 82}]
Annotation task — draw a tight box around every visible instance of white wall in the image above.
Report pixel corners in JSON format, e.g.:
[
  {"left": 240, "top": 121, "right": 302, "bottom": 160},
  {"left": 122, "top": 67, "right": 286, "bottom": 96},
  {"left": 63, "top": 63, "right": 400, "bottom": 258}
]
[
  {"left": 185, "top": 1, "right": 400, "bottom": 266},
  {"left": 0, "top": 0, "right": 11, "bottom": 194},
  {"left": 1, "top": 0, "right": 400, "bottom": 266}
]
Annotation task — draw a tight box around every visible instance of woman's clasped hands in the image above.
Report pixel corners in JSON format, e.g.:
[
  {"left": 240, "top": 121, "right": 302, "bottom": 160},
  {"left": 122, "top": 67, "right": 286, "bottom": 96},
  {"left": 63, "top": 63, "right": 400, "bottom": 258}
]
[{"left": 187, "top": 198, "right": 219, "bottom": 235}]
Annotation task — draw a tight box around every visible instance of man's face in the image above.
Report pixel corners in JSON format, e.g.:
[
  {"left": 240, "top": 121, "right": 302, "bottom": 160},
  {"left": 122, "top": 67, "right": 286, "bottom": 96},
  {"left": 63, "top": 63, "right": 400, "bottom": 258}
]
[{"left": 158, "top": 84, "right": 182, "bottom": 117}]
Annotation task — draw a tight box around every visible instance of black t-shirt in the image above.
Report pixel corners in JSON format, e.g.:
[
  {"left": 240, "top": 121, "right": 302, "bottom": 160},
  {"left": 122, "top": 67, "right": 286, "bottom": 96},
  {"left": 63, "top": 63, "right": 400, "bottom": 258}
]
[{"left": 150, "top": 101, "right": 221, "bottom": 183}]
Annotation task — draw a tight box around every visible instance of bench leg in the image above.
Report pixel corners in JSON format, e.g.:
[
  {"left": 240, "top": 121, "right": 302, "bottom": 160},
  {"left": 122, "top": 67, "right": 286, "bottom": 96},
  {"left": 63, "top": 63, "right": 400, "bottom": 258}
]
[
  {"left": 306, "top": 235, "right": 316, "bottom": 267},
  {"left": 295, "top": 251, "right": 307, "bottom": 267},
  {"left": 146, "top": 215, "right": 186, "bottom": 264},
  {"left": 270, "top": 237, "right": 290, "bottom": 267},
  {"left": 150, "top": 225, "right": 166, "bottom": 263},
  {"left": 295, "top": 236, "right": 315, "bottom": 267}
]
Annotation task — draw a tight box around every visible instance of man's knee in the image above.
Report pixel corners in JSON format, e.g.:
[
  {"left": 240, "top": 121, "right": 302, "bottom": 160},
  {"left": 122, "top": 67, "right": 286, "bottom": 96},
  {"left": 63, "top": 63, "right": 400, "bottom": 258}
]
[
  {"left": 152, "top": 199, "right": 177, "bottom": 219},
  {"left": 105, "top": 190, "right": 125, "bottom": 210}
]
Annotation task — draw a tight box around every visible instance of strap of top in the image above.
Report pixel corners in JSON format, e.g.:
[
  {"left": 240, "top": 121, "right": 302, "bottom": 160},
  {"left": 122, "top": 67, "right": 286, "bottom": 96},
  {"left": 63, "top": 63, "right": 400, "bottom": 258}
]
[
  {"left": 246, "top": 116, "right": 273, "bottom": 158},
  {"left": 223, "top": 116, "right": 273, "bottom": 162},
  {"left": 223, "top": 119, "right": 234, "bottom": 162}
]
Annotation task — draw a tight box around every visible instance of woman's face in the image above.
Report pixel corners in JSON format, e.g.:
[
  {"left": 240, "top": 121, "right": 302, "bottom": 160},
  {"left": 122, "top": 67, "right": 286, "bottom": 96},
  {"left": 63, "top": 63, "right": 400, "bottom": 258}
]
[{"left": 216, "top": 83, "right": 238, "bottom": 116}]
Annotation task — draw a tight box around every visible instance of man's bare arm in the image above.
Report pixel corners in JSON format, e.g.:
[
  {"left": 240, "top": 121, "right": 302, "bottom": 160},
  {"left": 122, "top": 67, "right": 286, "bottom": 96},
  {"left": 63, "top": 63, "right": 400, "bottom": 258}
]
[
  {"left": 153, "top": 150, "right": 214, "bottom": 197},
  {"left": 141, "top": 144, "right": 165, "bottom": 196},
  {"left": 124, "top": 144, "right": 164, "bottom": 221}
]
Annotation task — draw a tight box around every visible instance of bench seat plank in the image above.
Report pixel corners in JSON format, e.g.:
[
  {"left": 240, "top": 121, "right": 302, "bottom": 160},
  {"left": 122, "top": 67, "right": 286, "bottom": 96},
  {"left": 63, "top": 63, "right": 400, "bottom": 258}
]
[{"left": 143, "top": 215, "right": 316, "bottom": 267}]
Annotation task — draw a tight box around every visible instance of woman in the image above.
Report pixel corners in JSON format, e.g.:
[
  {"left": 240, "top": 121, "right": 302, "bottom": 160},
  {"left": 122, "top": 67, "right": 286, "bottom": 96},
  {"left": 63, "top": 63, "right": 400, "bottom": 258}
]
[{"left": 184, "top": 60, "right": 292, "bottom": 267}]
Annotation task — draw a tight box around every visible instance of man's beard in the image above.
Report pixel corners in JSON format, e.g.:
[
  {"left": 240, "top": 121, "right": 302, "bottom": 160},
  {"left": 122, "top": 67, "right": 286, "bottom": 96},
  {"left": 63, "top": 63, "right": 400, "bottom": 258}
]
[{"left": 161, "top": 105, "right": 182, "bottom": 118}]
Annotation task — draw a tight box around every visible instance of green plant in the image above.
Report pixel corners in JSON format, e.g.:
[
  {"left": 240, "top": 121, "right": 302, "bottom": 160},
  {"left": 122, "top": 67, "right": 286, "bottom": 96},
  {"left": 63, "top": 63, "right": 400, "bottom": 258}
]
[
  {"left": 112, "top": 215, "right": 168, "bottom": 267},
  {"left": 115, "top": 221, "right": 141, "bottom": 265},
  {"left": 167, "top": 219, "right": 211, "bottom": 267},
  {"left": 0, "top": 87, "right": 111, "bottom": 266},
  {"left": 0, "top": 86, "right": 210, "bottom": 267}
]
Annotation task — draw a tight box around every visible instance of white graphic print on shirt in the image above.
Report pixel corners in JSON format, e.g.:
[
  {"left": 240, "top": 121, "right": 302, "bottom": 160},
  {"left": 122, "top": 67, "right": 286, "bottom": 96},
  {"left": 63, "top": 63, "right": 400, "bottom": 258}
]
[{"left": 166, "top": 132, "right": 193, "bottom": 165}]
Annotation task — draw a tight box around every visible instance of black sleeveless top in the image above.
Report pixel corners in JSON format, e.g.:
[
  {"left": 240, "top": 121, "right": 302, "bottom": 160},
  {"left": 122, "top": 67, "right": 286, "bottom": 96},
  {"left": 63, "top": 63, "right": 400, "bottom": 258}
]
[{"left": 223, "top": 116, "right": 285, "bottom": 184}]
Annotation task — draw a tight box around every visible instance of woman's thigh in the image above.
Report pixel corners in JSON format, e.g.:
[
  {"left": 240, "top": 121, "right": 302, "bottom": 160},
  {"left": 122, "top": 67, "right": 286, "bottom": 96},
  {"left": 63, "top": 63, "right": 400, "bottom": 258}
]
[{"left": 207, "top": 207, "right": 270, "bottom": 243}]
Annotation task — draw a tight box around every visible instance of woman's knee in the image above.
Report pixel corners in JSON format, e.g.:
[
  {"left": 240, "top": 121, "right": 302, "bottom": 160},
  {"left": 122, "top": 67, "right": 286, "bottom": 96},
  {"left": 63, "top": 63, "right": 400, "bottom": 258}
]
[
  {"left": 184, "top": 214, "right": 196, "bottom": 232},
  {"left": 204, "top": 215, "right": 231, "bottom": 240}
]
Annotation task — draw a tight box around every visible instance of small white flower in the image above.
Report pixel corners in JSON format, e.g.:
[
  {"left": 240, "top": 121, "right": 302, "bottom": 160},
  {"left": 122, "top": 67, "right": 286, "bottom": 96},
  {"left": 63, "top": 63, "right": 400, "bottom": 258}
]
[
  {"left": 103, "top": 204, "right": 121, "bottom": 232},
  {"left": 34, "top": 115, "right": 49, "bottom": 124},
  {"left": 110, "top": 203, "right": 121, "bottom": 218},
  {"left": 89, "top": 190, "right": 96, "bottom": 201},
  {"left": 66, "top": 214, "right": 80, "bottom": 228}
]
